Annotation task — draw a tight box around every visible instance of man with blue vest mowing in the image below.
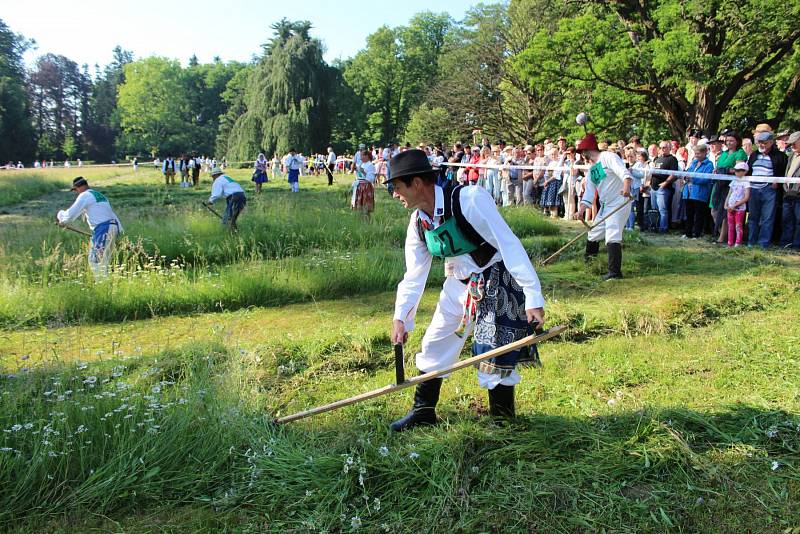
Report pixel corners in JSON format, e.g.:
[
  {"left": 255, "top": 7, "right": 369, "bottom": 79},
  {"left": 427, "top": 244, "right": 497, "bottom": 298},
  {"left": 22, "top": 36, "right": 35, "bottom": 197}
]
[
  {"left": 206, "top": 166, "right": 246, "bottom": 231},
  {"left": 387, "top": 149, "right": 546, "bottom": 431},
  {"left": 56, "top": 176, "right": 124, "bottom": 279}
]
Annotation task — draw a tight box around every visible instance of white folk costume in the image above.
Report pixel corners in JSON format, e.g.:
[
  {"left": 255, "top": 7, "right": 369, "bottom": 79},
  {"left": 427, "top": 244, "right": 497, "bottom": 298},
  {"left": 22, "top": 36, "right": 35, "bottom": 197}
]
[
  {"left": 209, "top": 167, "right": 246, "bottom": 230},
  {"left": 577, "top": 134, "right": 633, "bottom": 280},
  {"left": 57, "top": 178, "right": 123, "bottom": 278},
  {"left": 388, "top": 150, "right": 545, "bottom": 431}
]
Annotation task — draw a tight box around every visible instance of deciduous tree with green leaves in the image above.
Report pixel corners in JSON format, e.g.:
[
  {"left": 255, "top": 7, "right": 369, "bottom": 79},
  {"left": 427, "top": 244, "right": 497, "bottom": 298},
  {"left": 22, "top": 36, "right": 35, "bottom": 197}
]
[{"left": 522, "top": 0, "right": 800, "bottom": 138}]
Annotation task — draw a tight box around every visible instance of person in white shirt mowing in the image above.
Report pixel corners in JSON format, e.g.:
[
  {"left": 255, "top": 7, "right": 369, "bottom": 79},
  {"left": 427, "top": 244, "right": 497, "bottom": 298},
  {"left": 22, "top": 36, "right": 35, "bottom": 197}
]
[
  {"left": 284, "top": 149, "right": 302, "bottom": 193},
  {"left": 56, "top": 176, "right": 124, "bottom": 278},
  {"left": 207, "top": 166, "right": 246, "bottom": 231},
  {"left": 387, "top": 150, "right": 546, "bottom": 431},
  {"left": 573, "top": 133, "right": 633, "bottom": 280}
]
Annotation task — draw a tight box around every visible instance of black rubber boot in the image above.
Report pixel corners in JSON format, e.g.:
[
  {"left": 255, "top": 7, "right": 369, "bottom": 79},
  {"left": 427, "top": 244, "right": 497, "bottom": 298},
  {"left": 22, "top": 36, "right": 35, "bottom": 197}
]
[
  {"left": 390, "top": 377, "right": 442, "bottom": 432},
  {"left": 585, "top": 240, "right": 600, "bottom": 263},
  {"left": 488, "top": 385, "right": 515, "bottom": 418},
  {"left": 603, "top": 242, "right": 623, "bottom": 280}
]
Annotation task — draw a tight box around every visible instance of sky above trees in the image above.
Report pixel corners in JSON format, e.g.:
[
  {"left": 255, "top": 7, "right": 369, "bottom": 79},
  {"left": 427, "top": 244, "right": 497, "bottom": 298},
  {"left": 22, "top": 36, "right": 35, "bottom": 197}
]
[{"left": 3, "top": 0, "right": 473, "bottom": 68}]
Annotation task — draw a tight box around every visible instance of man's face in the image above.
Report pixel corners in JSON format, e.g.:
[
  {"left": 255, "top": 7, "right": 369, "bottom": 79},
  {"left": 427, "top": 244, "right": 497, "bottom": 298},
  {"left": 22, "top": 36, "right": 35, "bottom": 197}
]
[
  {"left": 557, "top": 139, "right": 566, "bottom": 150},
  {"left": 391, "top": 178, "right": 423, "bottom": 210},
  {"left": 658, "top": 143, "right": 671, "bottom": 156},
  {"left": 743, "top": 139, "right": 753, "bottom": 152},
  {"left": 757, "top": 139, "right": 774, "bottom": 153}
]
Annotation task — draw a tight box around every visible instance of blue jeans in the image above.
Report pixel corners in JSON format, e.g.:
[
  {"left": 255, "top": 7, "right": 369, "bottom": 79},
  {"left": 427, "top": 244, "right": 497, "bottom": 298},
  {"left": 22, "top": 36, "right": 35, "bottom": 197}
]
[
  {"left": 747, "top": 186, "right": 777, "bottom": 248},
  {"left": 780, "top": 196, "right": 800, "bottom": 248},
  {"left": 626, "top": 188, "right": 640, "bottom": 229},
  {"left": 651, "top": 187, "right": 673, "bottom": 232}
]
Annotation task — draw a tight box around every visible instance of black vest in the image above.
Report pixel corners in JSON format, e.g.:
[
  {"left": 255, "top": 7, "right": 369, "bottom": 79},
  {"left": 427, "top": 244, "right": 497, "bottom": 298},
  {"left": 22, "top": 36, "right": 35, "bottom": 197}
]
[{"left": 416, "top": 182, "right": 497, "bottom": 267}]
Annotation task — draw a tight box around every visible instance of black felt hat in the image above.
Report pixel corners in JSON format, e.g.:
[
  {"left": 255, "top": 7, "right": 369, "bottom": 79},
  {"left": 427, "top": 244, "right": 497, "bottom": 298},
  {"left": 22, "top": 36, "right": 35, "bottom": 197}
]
[
  {"left": 385, "top": 149, "right": 435, "bottom": 184},
  {"left": 70, "top": 176, "right": 88, "bottom": 191}
]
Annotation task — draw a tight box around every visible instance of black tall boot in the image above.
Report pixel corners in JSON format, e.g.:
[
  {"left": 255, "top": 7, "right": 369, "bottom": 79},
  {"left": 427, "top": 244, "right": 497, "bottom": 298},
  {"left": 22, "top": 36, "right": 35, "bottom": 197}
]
[
  {"left": 603, "top": 242, "right": 623, "bottom": 280},
  {"left": 390, "top": 377, "right": 442, "bottom": 432},
  {"left": 488, "top": 384, "right": 515, "bottom": 418},
  {"left": 585, "top": 240, "right": 600, "bottom": 263}
]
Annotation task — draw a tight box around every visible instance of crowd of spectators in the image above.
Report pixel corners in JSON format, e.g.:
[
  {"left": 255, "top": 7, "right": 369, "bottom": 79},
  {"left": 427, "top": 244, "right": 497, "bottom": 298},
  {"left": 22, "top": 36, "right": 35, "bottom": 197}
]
[{"left": 353, "top": 124, "right": 800, "bottom": 250}]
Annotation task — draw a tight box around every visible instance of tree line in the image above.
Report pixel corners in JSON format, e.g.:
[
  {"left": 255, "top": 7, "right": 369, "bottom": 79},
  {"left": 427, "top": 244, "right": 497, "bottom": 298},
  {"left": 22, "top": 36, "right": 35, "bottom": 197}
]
[{"left": 1, "top": 1, "right": 798, "bottom": 164}]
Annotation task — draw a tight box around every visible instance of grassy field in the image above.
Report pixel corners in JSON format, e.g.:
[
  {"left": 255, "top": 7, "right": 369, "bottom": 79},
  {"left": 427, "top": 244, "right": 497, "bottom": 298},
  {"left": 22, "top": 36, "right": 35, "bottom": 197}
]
[{"left": 1, "top": 167, "right": 798, "bottom": 532}]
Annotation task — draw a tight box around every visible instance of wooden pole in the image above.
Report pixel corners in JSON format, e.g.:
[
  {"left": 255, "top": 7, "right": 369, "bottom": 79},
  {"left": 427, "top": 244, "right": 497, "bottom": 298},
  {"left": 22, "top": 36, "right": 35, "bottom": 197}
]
[
  {"left": 275, "top": 325, "right": 567, "bottom": 424},
  {"left": 540, "top": 199, "right": 632, "bottom": 266},
  {"left": 57, "top": 223, "right": 92, "bottom": 237},
  {"left": 202, "top": 202, "right": 222, "bottom": 219}
]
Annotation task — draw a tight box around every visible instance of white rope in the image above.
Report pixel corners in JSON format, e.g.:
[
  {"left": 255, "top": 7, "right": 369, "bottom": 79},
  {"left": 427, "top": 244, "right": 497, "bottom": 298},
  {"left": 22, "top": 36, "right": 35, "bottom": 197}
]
[{"left": 441, "top": 160, "right": 800, "bottom": 185}]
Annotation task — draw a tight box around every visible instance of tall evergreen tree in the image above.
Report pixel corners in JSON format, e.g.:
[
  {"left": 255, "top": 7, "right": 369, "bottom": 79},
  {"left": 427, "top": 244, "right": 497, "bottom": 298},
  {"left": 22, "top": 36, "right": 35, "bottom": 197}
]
[
  {"left": 226, "top": 19, "right": 331, "bottom": 160},
  {"left": 0, "top": 19, "right": 35, "bottom": 162}
]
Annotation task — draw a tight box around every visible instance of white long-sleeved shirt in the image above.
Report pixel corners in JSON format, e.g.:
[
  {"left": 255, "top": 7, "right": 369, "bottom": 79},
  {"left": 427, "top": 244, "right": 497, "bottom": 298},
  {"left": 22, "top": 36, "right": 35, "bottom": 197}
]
[
  {"left": 327, "top": 151, "right": 336, "bottom": 165},
  {"left": 581, "top": 151, "right": 632, "bottom": 207},
  {"left": 284, "top": 154, "right": 302, "bottom": 170},
  {"left": 57, "top": 189, "right": 123, "bottom": 232},
  {"left": 358, "top": 161, "right": 376, "bottom": 183},
  {"left": 393, "top": 185, "right": 545, "bottom": 329},
  {"left": 208, "top": 174, "right": 245, "bottom": 203}
]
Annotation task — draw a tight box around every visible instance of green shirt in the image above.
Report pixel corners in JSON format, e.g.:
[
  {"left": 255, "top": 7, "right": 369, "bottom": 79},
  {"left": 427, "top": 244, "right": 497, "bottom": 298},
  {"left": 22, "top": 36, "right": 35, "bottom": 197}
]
[{"left": 716, "top": 148, "right": 747, "bottom": 170}]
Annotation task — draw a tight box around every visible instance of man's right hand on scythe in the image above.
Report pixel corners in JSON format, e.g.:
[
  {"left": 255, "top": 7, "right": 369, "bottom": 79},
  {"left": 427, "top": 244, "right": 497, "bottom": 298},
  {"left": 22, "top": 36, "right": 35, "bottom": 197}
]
[{"left": 391, "top": 319, "right": 408, "bottom": 345}]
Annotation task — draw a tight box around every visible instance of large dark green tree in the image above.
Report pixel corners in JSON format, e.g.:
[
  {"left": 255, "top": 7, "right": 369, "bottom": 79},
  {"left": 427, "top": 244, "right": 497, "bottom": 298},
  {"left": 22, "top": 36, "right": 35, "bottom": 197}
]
[
  {"left": 0, "top": 19, "right": 35, "bottom": 163},
  {"left": 521, "top": 0, "right": 800, "bottom": 138},
  {"left": 28, "top": 53, "right": 89, "bottom": 159},
  {"left": 82, "top": 46, "right": 132, "bottom": 161},
  {"left": 225, "top": 19, "right": 331, "bottom": 159},
  {"left": 344, "top": 12, "right": 452, "bottom": 145}
]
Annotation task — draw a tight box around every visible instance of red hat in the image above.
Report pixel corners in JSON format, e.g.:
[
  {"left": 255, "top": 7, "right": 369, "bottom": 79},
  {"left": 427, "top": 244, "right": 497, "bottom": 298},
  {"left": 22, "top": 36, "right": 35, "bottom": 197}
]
[{"left": 576, "top": 133, "right": 599, "bottom": 152}]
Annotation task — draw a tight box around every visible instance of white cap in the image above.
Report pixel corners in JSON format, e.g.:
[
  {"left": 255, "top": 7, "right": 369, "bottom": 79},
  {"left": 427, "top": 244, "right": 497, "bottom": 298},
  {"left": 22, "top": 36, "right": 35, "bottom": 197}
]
[{"left": 733, "top": 161, "right": 748, "bottom": 172}]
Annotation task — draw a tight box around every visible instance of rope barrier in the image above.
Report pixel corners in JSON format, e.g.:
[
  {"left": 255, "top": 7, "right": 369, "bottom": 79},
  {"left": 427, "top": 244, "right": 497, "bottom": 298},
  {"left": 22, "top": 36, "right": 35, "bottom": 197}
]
[{"left": 440, "top": 160, "right": 800, "bottom": 185}]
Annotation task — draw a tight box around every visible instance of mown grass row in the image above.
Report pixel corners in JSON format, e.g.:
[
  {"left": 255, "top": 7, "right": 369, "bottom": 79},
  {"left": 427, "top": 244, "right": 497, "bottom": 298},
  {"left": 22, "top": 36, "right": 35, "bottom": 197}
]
[{"left": 0, "top": 167, "right": 135, "bottom": 208}]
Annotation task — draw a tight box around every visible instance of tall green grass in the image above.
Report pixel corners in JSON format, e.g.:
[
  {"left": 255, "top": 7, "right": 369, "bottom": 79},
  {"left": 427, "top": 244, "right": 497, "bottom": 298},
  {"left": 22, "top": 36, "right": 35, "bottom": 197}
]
[{"left": 2, "top": 296, "right": 798, "bottom": 531}]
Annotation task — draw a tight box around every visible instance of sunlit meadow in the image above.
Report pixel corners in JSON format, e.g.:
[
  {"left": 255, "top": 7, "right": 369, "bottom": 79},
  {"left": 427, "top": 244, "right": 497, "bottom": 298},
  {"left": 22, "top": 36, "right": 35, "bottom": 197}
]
[{"left": 1, "top": 167, "right": 798, "bottom": 531}]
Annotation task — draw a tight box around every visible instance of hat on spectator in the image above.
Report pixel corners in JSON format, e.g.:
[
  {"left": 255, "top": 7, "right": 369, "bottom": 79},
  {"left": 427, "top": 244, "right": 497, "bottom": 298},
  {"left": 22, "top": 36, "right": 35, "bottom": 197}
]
[
  {"left": 733, "top": 161, "right": 749, "bottom": 172},
  {"left": 755, "top": 131, "right": 774, "bottom": 142},
  {"left": 776, "top": 130, "right": 790, "bottom": 140},
  {"left": 210, "top": 166, "right": 224, "bottom": 176},
  {"left": 688, "top": 128, "right": 703, "bottom": 138},
  {"left": 787, "top": 131, "right": 800, "bottom": 145},
  {"left": 503, "top": 145, "right": 514, "bottom": 152},
  {"left": 557, "top": 136, "right": 567, "bottom": 142},
  {"left": 752, "top": 123, "right": 773, "bottom": 134},
  {"left": 576, "top": 133, "right": 599, "bottom": 152},
  {"left": 385, "top": 149, "right": 434, "bottom": 184},
  {"left": 708, "top": 135, "right": 723, "bottom": 144},
  {"left": 524, "top": 144, "right": 534, "bottom": 152}
]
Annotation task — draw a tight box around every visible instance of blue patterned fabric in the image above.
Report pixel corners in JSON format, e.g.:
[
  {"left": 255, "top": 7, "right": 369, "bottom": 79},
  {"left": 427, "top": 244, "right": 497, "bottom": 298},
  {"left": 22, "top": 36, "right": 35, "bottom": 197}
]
[{"left": 472, "top": 261, "right": 540, "bottom": 370}]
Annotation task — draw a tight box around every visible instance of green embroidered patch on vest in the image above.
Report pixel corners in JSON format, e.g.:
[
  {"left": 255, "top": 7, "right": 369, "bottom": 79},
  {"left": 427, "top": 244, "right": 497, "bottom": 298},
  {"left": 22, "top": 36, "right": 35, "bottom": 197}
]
[
  {"left": 589, "top": 162, "right": 607, "bottom": 186},
  {"left": 423, "top": 216, "right": 479, "bottom": 258},
  {"left": 89, "top": 190, "right": 108, "bottom": 203}
]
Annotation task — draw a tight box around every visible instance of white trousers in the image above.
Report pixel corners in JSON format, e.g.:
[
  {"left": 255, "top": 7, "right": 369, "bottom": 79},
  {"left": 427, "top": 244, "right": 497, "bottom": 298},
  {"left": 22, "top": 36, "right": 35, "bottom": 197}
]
[
  {"left": 415, "top": 276, "right": 522, "bottom": 390},
  {"left": 588, "top": 199, "right": 631, "bottom": 244},
  {"left": 89, "top": 224, "right": 118, "bottom": 279}
]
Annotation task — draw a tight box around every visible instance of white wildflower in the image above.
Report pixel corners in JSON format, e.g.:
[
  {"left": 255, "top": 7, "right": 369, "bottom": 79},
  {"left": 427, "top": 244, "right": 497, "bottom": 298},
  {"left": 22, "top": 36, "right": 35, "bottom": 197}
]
[
  {"left": 83, "top": 376, "right": 97, "bottom": 385},
  {"left": 766, "top": 427, "right": 778, "bottom": 438},
  {"left": 378, "top": 446, "right": 389, "bottom": 457},
  {"left": 0, "top": 447, "right": 12, "bottom": 452},
  {"left": 350, "top": 516, "right": 362, "bottom": 529},
  {"left": 409, "top": 452, "right": 420, "bottom": 460},
  {"left": 771, "top": 461, "right": 780, "bottom": 471},
  {"left": 10, "top": 424, "right": 22, "bottom": 432}
]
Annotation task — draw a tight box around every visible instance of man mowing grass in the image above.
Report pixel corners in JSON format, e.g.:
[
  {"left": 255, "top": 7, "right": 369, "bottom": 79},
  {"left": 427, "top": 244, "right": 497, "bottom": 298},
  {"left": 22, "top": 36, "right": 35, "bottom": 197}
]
[
  {"left": 56, "top": 176, "right": 124, "bottom": 278},
  {"left": 387, "top": 149, "right": 546, "bottom": 431},
  {"left": 207, "top": 166, "right": 246, "bottom": 232}
]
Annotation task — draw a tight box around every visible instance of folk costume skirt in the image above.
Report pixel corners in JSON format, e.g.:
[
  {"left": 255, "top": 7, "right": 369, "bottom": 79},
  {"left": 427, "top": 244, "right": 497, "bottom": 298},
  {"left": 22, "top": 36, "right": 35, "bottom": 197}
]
[{"left": 351, "top": 180, "right": 375, "bottom": 212}]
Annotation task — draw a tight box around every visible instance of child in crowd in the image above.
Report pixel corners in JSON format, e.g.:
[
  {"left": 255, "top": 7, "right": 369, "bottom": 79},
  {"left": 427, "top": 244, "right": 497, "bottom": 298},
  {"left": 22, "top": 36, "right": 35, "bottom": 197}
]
[{"left": 724, "top": 161, "right": 750, "bottom": 247}]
